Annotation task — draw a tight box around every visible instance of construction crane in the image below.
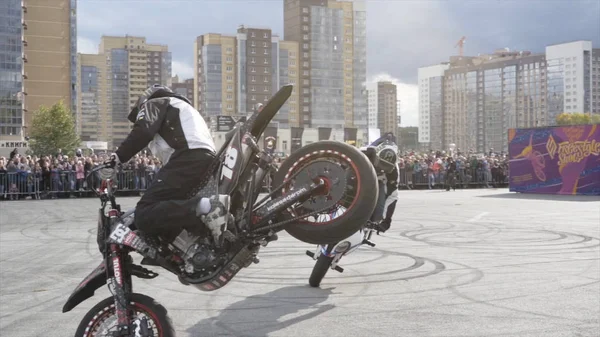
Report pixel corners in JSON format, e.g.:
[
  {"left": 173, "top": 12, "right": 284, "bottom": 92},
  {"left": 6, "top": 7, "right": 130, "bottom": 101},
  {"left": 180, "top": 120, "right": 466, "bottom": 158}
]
[{"left": 455, "top": 36, "right": 466, "bottom": 56}]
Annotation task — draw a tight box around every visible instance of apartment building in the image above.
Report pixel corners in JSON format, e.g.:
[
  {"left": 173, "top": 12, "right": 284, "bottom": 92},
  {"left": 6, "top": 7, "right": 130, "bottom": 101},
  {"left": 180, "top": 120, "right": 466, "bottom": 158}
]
[
  {"left": 418, "top": 64, "right": 448, "bottom": 151},
  {"left": 546, "top": 41, "right": 593, "bottom": 116},
  {"left": 367, "top": 81, "right": 398, "bottom": 135},
  {"left": 194, "top": 33, "right": 237, "bottom": 117},
  {"left": 593, "top": 48, "right": 600, "bottom": 114},
  {"left": 442, "top": 50, "right": 547, "bottom": 153},
  {"left": 419, "top": 40, "right": 599, "bottom": 153},
  {"left": 283, "top": 0, "right": 367, "bottom": 133},
  {"left": 171, "top": 75, "right": 194, "bottom": 103},
  {"left": 0, "top": 0, "right": 76, "bottom": 142},
  {"left": 194, "top": 29, "right": 300, "bottom": 127},
  {"left": 77, "top": 35, "right": 171, "bottom": 148}
]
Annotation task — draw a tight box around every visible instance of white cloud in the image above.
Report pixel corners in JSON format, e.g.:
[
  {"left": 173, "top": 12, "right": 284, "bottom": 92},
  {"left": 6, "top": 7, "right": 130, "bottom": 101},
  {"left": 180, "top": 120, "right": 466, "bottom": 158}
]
[
  {"left": 367, "top": 73, "right": 419, "bottom": 128},
  {"left": 172, "top": 61, "right": 194, "bottom": 80},
  {"left": 77, "top": 36, "right": 98, "bottom": 54}
]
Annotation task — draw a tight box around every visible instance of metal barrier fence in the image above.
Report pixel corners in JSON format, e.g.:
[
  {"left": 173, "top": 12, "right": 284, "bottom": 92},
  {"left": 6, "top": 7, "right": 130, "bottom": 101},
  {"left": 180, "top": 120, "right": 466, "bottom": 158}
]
[{"left": 0, "top": 167, "right": 508, "bottom": 200}]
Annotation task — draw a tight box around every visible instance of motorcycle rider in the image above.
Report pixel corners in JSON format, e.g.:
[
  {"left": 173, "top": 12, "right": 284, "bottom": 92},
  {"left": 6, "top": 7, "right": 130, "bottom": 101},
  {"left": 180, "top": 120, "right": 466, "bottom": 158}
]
[
  {"left": 104, "top": 84, "right": 230, "bottom": 243},
  {"left": 367, "top": 133, "right": 399, "bottom": 233}
]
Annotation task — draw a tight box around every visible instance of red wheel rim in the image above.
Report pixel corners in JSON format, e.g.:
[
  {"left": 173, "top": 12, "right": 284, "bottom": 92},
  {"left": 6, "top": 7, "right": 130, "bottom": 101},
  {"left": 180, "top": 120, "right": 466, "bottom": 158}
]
[
  {"left": 281, "top": 149, "right": 362, "bottom": 226},
  {"left": 83, "top": 301, "right": 163, "bottom": 337}
]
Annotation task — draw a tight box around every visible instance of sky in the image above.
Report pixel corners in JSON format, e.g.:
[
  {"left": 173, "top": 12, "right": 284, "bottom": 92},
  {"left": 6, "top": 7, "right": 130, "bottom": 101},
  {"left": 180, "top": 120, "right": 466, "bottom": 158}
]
[{"left": 76, "top": 0, "right": 600, "bottom": 127}]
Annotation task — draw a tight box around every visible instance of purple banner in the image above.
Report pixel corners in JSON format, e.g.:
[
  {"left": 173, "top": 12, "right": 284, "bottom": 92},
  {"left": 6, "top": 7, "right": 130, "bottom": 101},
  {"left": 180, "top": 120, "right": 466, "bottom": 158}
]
[{"left": 508, "top": 124, "right": 600, "bottom": 195}]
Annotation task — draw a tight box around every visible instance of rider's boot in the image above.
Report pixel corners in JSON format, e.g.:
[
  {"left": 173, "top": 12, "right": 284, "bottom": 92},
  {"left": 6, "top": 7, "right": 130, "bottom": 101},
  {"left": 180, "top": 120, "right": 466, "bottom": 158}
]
[{"left": 196, "top": 194, "right": 231, "bottom": 245}]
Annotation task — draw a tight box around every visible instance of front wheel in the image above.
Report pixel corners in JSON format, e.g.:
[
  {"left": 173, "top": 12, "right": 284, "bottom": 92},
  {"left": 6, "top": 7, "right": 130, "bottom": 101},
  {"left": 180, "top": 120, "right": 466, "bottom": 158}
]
[
  {"left": 273, "top": 141, "right": 379, "bottom": 244},
  {"left": 74, "top": 293, "right": 174, "bottom": 337},
  {"left": 309, "top": 254, "right": 334, "bottom": 287}
]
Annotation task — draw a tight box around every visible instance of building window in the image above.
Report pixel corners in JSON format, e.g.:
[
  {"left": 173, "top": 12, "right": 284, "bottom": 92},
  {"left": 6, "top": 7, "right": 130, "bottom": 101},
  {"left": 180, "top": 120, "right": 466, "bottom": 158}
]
[
  {"left": 251, "top": 48, "right": 256, "bottom": 54},
  {"left": 282, "top": 140, "right": 288, "bottom": 150},
  {"left": 251, "top": 41, "right": 256, "bottom": 46},
  {"left": 227, "top": 94, "right": 233, "bottom": 100},
  {"left": 251, "top": 67, "right": 256, "bottom": 72},
  {"left": 302, "top": 7, "right": 308, "bottom": 13},
  {"left": 263, "top": 42, "right": 268, "bottom": 47},
  {"left": 264, "top": 49, "right": 269, "bottom": 55},
  {"left": 264, "top": 58, "right": 268, "bottom": 64},
  {"left": 303, "top": 43, "right": 309, "bottom": 49},
  {"left": 303, "top": 16, "right": 308, "bottom": 22},
  {"left": 251, "top": 95, "right": 256, "bottom": 100},
  {"left": 264, "top": 86, "right": 269, "bottom": 92},
  {"left": 303, "top": 61, "right": 309, "bottom": 68},
  {"left": 264, "top": 68, "right": 269, "bottom": 74},
  {"left": 251, "top": 86, "right": 256, "bottom": 92},
  {"left": 264, "top": 76, "right": 269, "bottom": 82},
  {"left": 251, "top": 32, "right": 256, "bottom": 37},
  {"left": 251, "top": 57, "right": 255, "bottom": 63},
  {"left": 251, "top": 76, "right": 256, "bottom": 82},
  {"left": 226, "top": 56, "right": 232, "bottom": 62},
  {"left": 264, "top": 33, "right": 268, "bottom": 38},
  {"left": 226, "top": 66, "right": 233, "bottom": 72},
  {"left": 303, "top": 34, "right": 309, "bottom": 40},
  {"left": 303, "top": 25, "right": 308, "bottom": 31}
]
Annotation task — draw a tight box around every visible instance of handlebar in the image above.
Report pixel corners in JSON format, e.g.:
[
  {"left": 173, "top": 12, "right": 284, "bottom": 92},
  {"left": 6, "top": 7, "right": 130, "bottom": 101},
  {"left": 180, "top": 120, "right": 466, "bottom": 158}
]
[{"left": 84, "top": 162, "right": 116, "bottom": 198}]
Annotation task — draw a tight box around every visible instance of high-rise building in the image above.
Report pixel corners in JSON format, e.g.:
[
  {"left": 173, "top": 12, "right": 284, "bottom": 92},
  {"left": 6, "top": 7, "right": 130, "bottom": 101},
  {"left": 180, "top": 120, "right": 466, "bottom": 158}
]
[
  {"left": 546, "top": 41, "right": 593, "bottom": 116},
  {"left": 0, "top": 0, "right": 76, "bottom": 141},
  {"left": 236, "top": 26, "right": 275, "bottom": 114},
  {"left": 0, "top": 0, "right": 25, "bottom": 140},
  {"left": 194, "top": 30, "right": 300, "bottom": 127},
  {"left": 592, "top": 48, "right": 600, "bottom": 114},
  {"left": 418, "top": 64, "right": 448, "bottom": 150},
  {"left": 367, "top": 81, "right": 398, "bottom": 135},
  {"left": 442, "top": 50, "right": 546, "bottom": 153},
  {"left": 76, "top": 53, "right": 106, "bottom": 142},
  {"left": 419, "top": 40, "right": 598, "bottom": 153},
  {"left": 283, "top": 0, "right": 367, "bottom": 132},
  {"left": 77, "top": 36, "right": 171, "bottom": 148},
  {"left": 171, "top": 75, "right": 194, "bottom": 103},
  {"left": 194, "top": 33, "right": 237, "bottom": 118},
  {"left": 278, "top": 40, "right": 300, "bottom": 128}
]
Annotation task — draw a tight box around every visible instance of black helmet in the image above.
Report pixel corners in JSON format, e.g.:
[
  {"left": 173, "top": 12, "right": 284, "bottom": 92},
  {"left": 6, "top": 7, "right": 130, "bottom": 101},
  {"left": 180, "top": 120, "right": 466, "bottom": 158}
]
[{"left": 128, "top": 84, "right": 188, "bottom": 123}]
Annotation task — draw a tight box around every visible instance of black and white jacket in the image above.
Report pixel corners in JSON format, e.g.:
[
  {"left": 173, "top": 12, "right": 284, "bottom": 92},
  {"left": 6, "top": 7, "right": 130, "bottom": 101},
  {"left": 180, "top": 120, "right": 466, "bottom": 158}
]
[{"left": 115, "top": 97, "right": 215, "bottom": 165}]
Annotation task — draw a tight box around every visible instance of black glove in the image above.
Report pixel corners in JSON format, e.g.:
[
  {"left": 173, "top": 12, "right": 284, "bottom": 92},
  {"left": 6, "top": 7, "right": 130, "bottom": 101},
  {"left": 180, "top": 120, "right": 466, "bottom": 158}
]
[{"left": 103, "top": 153, "right": 120, "bottom": 168}]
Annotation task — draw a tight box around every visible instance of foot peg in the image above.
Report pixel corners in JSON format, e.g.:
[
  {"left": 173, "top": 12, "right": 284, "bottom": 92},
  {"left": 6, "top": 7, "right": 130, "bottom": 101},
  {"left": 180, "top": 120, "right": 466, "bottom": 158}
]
[
  {"left": 334, "top": 265, "right": 344, "bottom": 273},
  {"left": 130, "top": 264, "right": 159, "bottom": 279},
  {"left": 140, "top": 257, "right": 161, "bottom": 267},
  {"left": 306, "top": 250, "right": 315, "bottom": 258},
  {"left": 362, "top": 239, "right": 376, "bottom": 247}
]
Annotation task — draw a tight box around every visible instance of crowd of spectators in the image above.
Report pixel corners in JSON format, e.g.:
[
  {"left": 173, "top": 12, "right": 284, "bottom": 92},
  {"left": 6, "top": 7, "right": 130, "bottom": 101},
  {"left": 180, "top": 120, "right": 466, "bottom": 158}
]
[
  {"left": 397, "top": 150, "right": 509, "bottom": 189},
  {"left": 0, "top": 146, "right": 508, "bottom": 201},
  {"left": 0, "top": 148, "right": 163, "bottom": 200}
]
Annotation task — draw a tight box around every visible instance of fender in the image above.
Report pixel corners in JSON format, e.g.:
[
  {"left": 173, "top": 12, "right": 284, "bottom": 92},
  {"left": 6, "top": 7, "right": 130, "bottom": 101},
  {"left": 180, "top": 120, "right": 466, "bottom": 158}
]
[{"left": 62, "top": 260, "right": 108, "bottom": 313}]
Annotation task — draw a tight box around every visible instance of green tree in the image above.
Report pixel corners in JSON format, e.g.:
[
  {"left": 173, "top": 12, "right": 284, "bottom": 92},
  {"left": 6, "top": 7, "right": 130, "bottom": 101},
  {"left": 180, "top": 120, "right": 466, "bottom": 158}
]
[
  {"left": 555, "top": 112, "right": 594, "bottom": 126},
  {"left": 29, "top": 100, "right": 80, "bottom": 156},
  {"left": 592, "top": 114, "right": 600, "bottom": 124}
]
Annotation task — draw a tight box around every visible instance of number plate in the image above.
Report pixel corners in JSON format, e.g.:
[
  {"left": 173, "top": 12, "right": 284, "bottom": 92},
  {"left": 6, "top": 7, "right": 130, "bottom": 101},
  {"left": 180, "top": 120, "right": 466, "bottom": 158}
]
[{"left": 109, "top": 223, "right": 131, "bottom": 243}]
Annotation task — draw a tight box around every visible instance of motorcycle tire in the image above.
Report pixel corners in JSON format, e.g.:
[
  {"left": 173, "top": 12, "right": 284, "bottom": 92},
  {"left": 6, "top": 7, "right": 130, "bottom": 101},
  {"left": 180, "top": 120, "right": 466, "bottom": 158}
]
[
  {"left": 73, "top": 293, "right": 175, "bottom": 337},
  {"left": 273, "top": 141, "right": 379, "bottom": 244},
  {"left": 309, "top": 254, "right": 334, "bottom": 288}
]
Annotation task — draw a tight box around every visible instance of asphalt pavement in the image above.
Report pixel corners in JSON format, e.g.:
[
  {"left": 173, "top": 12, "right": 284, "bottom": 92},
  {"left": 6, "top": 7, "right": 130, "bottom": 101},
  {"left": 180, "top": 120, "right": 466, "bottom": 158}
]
[{"left": 1, "top": 189, "right": 599, "bottom": 337}]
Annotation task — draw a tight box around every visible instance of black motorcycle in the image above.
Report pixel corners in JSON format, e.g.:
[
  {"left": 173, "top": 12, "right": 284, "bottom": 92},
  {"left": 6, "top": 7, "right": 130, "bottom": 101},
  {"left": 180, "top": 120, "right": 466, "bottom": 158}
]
[{"left": 62, "top": 85, "right": 379, "bottom": 337}]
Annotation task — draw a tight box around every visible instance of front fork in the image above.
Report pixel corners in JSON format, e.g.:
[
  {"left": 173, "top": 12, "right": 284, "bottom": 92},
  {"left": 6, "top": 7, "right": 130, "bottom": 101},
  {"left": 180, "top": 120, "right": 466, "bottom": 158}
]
[{"left": 108, "top": 244, "right": 134, "bottom": 336}]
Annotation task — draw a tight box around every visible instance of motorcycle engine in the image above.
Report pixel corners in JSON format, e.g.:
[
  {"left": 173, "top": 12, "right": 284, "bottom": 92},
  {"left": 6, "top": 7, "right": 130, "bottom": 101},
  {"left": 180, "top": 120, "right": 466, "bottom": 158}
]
[{"left": 170, "top": 230, "right": 219, "bottom": 274}]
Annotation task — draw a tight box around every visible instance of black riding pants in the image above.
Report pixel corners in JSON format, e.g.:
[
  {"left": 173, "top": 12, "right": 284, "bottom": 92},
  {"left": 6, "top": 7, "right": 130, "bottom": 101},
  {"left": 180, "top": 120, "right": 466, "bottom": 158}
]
[{"left": 134, "top": 149, "right": 215, "bottom": 236}]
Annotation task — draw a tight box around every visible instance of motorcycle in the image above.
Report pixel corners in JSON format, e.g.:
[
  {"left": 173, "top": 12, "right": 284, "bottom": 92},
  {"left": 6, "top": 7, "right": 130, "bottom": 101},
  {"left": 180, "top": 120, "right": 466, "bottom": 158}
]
[
  {"left": 62, "top": 85, "right": 380, "bottom": 337},
  {"left": 305, "top": 141, "right": 398, "bottom": 288}
]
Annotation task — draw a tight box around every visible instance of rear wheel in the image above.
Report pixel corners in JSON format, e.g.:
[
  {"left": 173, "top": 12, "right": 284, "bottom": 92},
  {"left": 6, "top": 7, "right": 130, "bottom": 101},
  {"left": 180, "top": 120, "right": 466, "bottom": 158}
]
[
  {"left": 309, "top": 254, "right": 334, "bottom": 288},
  {"left": 74, "top": 293, "right": 174, "bottom": 337},
  {"left": 273, "top": 141, "right": 378, "bottom": 244}
]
